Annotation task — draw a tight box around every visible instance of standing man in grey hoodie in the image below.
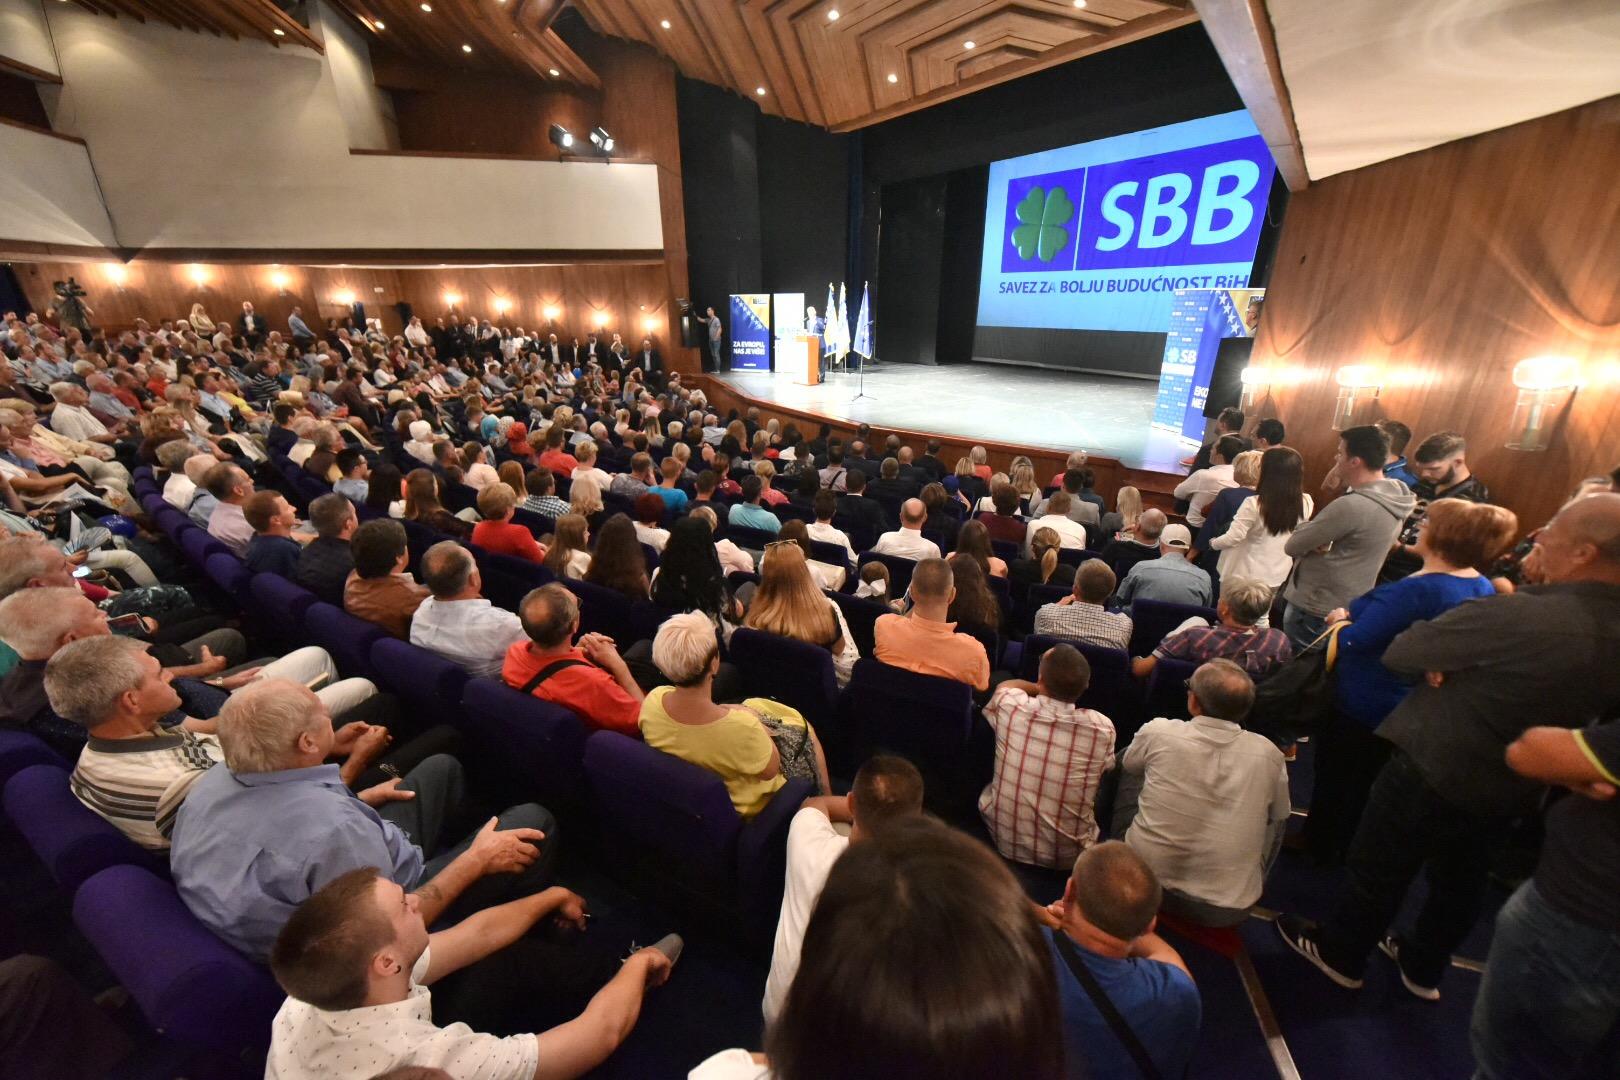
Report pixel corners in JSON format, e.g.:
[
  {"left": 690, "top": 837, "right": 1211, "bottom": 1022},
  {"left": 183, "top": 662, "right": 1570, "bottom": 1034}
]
[{"left": 1280, "top": 426, "right": 1416, "bottom": 650}]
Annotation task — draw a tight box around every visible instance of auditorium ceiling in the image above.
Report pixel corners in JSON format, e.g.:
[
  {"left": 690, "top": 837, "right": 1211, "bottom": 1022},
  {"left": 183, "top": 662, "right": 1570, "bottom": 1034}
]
[
  {"left": 334, "top": 0, "right": 599, "bottom": 86},
  {"left": 570, "top": 0, "right": 1198, "bottom": 130},
  {"left": 63, "top": 0, "right": 323, "bottom": 52}
]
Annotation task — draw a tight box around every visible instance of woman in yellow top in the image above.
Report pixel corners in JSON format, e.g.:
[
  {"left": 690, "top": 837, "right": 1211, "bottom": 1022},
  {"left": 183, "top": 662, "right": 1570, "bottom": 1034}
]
[{"left": 639, "top": 612, "right": 830, "bottom": 818}]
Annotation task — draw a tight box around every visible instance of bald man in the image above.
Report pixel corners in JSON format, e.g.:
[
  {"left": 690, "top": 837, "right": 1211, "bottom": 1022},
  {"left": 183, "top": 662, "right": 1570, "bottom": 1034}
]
[
  {"left": 869, "top": 497, "right": 941, "bottom": 560},
  {"left": 1280, "top": 493, "right": 1620, "bottom": 1001}
]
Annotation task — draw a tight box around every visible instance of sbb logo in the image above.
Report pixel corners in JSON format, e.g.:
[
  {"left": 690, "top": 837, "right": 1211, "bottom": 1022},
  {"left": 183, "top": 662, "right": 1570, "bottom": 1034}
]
[{"left": 999, "top": 135, "right": 1274, "bottom": 274}]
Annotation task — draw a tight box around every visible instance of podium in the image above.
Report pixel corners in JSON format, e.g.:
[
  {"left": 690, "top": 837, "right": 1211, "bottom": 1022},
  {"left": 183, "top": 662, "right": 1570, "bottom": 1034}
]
[{"left": 781, "top": 333, "right": 821, "bottom": 386}]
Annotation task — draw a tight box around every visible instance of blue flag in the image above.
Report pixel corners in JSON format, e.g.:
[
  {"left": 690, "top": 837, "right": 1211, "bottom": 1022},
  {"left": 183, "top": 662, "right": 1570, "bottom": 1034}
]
[
  {"left": 852, "top": 282, "right": 872, "bottom": 359},
  {"left": 823, "top": 283, "right": 837, "bottom": 355}
]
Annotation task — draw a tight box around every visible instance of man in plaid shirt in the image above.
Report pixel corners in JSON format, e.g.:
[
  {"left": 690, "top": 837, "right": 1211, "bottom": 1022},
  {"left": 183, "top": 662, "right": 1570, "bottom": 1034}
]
[
  {"left": 979, "top": 644, "right": 1116, "bottom": 870},
  {"left": 1033, "top": 558, "right": 1133, "bottom": 651},
  {"left": 1132, "top": 579, "right": 1292, "bottom": 681}
]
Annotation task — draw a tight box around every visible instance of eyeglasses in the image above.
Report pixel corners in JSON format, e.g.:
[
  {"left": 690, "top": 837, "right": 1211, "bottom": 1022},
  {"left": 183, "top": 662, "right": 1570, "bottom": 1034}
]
[{"left": 764, "top": 539, "right": 798, "bottom": 551}]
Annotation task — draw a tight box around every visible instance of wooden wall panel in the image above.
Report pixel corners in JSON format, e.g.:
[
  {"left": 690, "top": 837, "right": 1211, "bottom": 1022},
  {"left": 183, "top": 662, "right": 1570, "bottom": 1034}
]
[
  {"left": 1249, "top": 94, "right": 1620, "bottom": 534},
  {"left": 9, "top": 259, "right": 675, "bottom": 348}
]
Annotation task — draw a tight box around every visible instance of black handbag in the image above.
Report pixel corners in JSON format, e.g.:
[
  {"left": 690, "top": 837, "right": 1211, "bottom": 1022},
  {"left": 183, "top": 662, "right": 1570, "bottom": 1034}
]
[{"left": 1247, "top": 622, "right": 1345, "bottom": 746}]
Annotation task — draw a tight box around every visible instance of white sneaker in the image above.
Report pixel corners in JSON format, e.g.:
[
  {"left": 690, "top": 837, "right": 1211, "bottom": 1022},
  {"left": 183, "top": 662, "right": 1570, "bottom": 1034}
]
[{"left": 1379, "top": 935, "right": 1440, "bottom": 1001}]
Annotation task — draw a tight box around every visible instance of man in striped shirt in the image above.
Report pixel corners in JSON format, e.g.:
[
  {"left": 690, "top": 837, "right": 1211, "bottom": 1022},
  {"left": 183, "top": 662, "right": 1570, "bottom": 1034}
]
[
  {"left": 46, "top": 635, "right": 219, "bottom": 851},
  {"left": 979, "top": 644, "right": 1116, "bottom": 870}
]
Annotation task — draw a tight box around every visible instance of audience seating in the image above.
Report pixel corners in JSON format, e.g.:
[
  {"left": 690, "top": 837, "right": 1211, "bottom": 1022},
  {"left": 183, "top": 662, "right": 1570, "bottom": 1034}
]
[
  {"left": 856, "top": 550, "right": 919, "bottom": 595},
  {"left": 0, "top": 730, "right": 65, "bottom": 789},
  {"left": 370, "top": 638, "right": 470, "bottom": 724},
  {"left": 73, "top": 865, "right": 284, "bottom": 1059},
  {"left": 1128, "top": 598, "right": 1219, "bottom": 658},
  {"left": 247, "top": 572, "right": 320, "bottom": 649},
  {"left": 845, "top": 658, "right": 984, "bottom": 820},
  {"left": 469, "top": 545, "right": 554, "bottom": 612},
  {"left": 203, "top": 551, "right": 253, "bottom": 606},
  {"left": 303, "top": 602, "right": 387, "bottom": 680},
  {"left": 178, "top": 528, "right": 228, "bottom": 570},
  {"left": 560, "top": 578, "right": 635, "bottom": 643},
  {"left": 3, "top": 765, "right": 165, "bottom": 892},
  {"left": 581, "top": 731, "right": 812, "bottom": 939},
  {"left": 727, "top": 628, "right": 840, "bottom": 737},
  {"left": 1019, "top": 636, "right": 1142, "bottom": 736},
  {"left": 724, "top": 524, "right": 779, "bottom": 551},
  {"left": 458, "top": 677, "right": 590, "bottom": 807},
  {"left": 1143, "top": 657, "right": 1199, "bottom": 723},
  {"left": 828, "top": 591, "right": 887, "bottom": 658}
]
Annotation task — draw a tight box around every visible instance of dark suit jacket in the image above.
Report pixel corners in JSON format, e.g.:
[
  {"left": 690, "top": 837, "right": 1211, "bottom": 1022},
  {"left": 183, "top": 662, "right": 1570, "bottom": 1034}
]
[
  {"left": 916, "top": 454, "right": 947, "bottom": 481},
  {"left": 837, "top": 493, "right": 888, "bottom": 539},
  {"left": 898, "top": 465, "right": 929, "bottom": 487},
  {"left": 869, "top": 477, "right": 917, "bottom": 504},
  {"left": 634, "top": 350, "right": 662, "bottom": 375},
  {"left": 237, "top": 314, "right": 266, "bottom": 343},
  {"left": 847, "top": 456, "right": 881, "bottom": 480}
]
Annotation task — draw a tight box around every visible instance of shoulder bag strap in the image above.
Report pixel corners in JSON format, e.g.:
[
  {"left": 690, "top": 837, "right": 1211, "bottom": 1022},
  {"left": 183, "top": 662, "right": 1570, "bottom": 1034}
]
[
  {"left": 518, "top": 657, "right": 588, "bottom": 696},
  {"left": 1051, "top": 932, "right": 1163, "bottom": 1080}
]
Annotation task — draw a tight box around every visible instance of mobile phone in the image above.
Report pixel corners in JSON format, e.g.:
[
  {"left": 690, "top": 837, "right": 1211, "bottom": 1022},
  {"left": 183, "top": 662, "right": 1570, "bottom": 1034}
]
[
  {"left": 107, "top": 613, "right": 145, "bottom": 633},
  {"left": 72, "top": 565, "right": 92, "bottom": 579}
]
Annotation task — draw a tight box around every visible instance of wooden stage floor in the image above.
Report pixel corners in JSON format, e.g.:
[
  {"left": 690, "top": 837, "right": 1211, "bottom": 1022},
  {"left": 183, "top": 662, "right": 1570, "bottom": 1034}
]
[{"left": 709, "top": 362, "right": 1193, "bottom": 474}]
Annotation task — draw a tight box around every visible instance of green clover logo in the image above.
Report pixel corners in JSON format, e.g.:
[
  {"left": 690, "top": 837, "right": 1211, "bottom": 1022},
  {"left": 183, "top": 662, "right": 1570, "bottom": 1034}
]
[{"left": 1010, "top": 184, "right": 1075, "bottom": 262}]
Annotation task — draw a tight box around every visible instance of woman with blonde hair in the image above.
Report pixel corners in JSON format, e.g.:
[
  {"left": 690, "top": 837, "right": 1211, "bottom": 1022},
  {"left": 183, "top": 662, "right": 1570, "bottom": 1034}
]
[
  {"left": 754, "top": 459, "right": 789, "bottom": 506},
  {"left": 1009, "top": 461, "right": 1041, "bottom": 509},
  {"left": 969, "top": 444, "right": 992, "bottom": 481},
  {"left": 1009, "top": 526, "right": 1075, "bottom": 589},
  {"left": 1113, "top": 485, "right": 1143, "bottom": 541},
  {"left": 188, "top": 303, "right": 215, "bottom": 335},
  {"left": 640, "top": 611, "right": 830, "bottom": 817},
  {"left": 744, "top": 541, "right": 860, "bottom": 687},
  {"left": 569, "top": 472, "right": 608, "bottom": 531}
]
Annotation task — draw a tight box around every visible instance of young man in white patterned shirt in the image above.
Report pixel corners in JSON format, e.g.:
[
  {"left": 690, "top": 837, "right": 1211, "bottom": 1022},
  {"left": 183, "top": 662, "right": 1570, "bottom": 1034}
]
[
  {"left": 1034, "top": 558, "right": 1134, "bottom": 652},
  {"left": 979, "top": 643, "right": 1116, "bottom": 870}
]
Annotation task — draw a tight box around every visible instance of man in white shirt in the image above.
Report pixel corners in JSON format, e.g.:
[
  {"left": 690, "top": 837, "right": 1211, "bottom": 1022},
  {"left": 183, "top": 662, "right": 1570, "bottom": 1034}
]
[
  {"left": 806, "top": 490, "right": 857, "bottom": 562},
  {"left": 266, "top": 866, "right": 676, "bottom": 1079},
  {"left": 1115, "top": 659, "right": 1290, "bottom": 926},
  {"left": 46, "top": 382, "right": 122, "bottom": 446},
  {"left": 410, "top": 543, "right": 528, "bottom": 679},
  {"left": 1173, "top": 434, "right": 1244, "bottom": 527},
  {"left": 870, "top": 498, "right": 941, "bottom": 560},
  {"left": 1025, "top": 492, "right": 1091, "bottom": 555},
  {"left": 762, "top": 756, "right": 923, "bottom": 1024},
  {"left": 203, "top": 462, "right": 256, "bottom": 556},
  {"left": 157, "top": 440, "right": 199, "bottom": 509}
]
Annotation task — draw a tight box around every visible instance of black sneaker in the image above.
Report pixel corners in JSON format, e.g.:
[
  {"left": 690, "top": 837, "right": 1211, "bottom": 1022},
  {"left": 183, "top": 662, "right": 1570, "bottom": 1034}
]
[
  {"left": 1276, "top": 914, "right": 1364, "bottom": 989},
  {"left": 1378, "top": 935, "right": 1441, "bottom": 1001}
]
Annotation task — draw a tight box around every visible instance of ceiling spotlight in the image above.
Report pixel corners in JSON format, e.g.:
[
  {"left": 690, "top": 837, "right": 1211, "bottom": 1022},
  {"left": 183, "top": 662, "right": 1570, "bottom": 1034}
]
[
  {"left": 461, "top": 43, "right": 472, "bottom": 53},
  {"left": 963, "top": 40, "right": 976, "bottom": 49},
  {"left": 549, "top": 123, "right": 574, "bottom": 150},
  {"left": 755, "top": 86, "right": 766, "bottom": 96},
  {"left": 1074, "top": 0, "right": 1088, "bottom": 7},
  {"left": 827, "top": 8, "right": 839, "bottom": 19},
  {"left": 373, "top": 19, "right": 385, "bottom": 29},
  {"left": 589, "top": 127, "right": 615, "bottom": 154},
  {"left": 548, "top": 68, "right": 560, "bottom": 76},
  {"left": 660, "top": 19, "right": 671, "bottom": 29},
  {"left": 420, "top": 3, "right": 432, "bottom": 11},
  {"left": 887, "top": 72, "right": 898, "bottom": 83},
  {"left": 273, "top": 28, "right": 285, "bottom": 36}
]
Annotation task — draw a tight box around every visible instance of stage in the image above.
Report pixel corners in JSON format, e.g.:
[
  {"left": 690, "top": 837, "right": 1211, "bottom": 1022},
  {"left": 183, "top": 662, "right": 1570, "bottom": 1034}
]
[{"left": 709, "top": 362, "right": 1193, "bottom": 473}]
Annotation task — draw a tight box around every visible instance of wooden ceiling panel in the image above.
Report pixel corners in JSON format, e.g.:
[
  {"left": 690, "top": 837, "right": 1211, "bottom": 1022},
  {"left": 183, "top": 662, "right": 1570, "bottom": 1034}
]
[
  {"left": 333, "top": 1, "right": 599, "bottom": 87},
  {"left": 570, "top": 0, "right": 1195, "bottom": 129},
  {"left": 69, "top": 0, "right": 324, "bottom": 52}
]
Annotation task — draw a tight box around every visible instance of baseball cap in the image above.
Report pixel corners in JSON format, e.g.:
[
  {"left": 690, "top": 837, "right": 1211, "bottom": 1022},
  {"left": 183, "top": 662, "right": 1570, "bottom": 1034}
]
[{"left": 1161, "top": 523, "right": 1193, "bottom": 550}]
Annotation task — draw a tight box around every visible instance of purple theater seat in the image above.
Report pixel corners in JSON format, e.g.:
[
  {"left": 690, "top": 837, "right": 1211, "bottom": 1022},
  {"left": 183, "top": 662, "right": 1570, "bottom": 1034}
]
[
  {"left": 459, "top": 677, "right": 589, "bottom": 806},
  {"left": 3, "top": 765, "right": 164, "bottom": 891},
  {"left": 0, "top": 730, "right": 65, "bottom": 788},
  {"left": 828, "top": 591, "right": 887, "bottom": 658},
  {"left": 560, "top": 577, "right": 634, "bottom": 643},
  {"left": 370, "top": 638, "right": 469, "bottom": 724},
  {"left": 727, "top": 628, "right": 839, "bottom": 735},
  {"left": 73, "top": 865, "right": 283, "bottom": 1058},
  {"left": 178, "top": 527, "right": 228, "bottom": 570},
  {"left": 247, "top": 572, "right": 320, "bottom": 647},
  {"left": 581, "top": 731, "right": 811, "bottom": 934},
  {"left": 1057, "top": 547, "right": 1102, "bottom": 568},
  {"left": 846, "top": 658, "right": 986, "bottom": 822},
  {"left": 203, "top": 551, "right": 252, "bottom": 604},
  {"left": 1129, "top": 597, "right": 1220, "bottom": 658},
  {"left": 723, "top": 524, "right": 778, "bottom": 551},
  {"left": 1143, "top": 657, "right": 1199, "bottom": 725},
  {"left": 140, "top": 491, "right": 166, "bottom": 517},
  {"left": 856, "top": 550, "right": 918, "bottom": 595},
  {"left": 468, "top": 545, "right": 555, "bottom": 614},
  {"left": 303, "top": 602, "right": 387, "bottom": 680},
  {"left": 1019, "top": 635, "right": 1141, "bottom": 735}
]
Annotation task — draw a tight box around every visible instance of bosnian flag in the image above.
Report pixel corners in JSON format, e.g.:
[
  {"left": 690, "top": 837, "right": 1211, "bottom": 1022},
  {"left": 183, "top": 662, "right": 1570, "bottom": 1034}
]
[{"left": 852, "top": 281, "right": 872, "bottom": 360}]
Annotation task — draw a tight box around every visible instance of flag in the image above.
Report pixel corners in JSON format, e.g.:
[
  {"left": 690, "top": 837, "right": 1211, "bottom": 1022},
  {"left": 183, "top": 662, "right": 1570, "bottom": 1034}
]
[
  {"left": 834, "top": 282, "right": 850, "bottom": 363},
  {"left": 852, "top": 281, "right": 872, "bottom": 360},
  {"left": 823, "top": 283, "right": 837, "bottom": 355}
]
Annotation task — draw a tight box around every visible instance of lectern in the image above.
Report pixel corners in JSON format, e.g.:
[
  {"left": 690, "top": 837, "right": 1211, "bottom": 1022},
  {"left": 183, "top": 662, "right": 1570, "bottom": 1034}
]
[{"left": 781, "top": 334, "right": 821, "bottom": 386}]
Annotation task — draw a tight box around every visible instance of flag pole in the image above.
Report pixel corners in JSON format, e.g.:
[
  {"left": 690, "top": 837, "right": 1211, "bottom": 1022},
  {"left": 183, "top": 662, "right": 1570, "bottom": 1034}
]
[{"left": 851, "top": 280, "right": 872, "bottom": 405}]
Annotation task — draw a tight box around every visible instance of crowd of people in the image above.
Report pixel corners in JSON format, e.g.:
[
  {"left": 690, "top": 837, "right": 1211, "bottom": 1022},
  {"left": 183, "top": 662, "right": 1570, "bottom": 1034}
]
[{"left": 2, "top": 302, "right": 1618, "bottom": 1080}]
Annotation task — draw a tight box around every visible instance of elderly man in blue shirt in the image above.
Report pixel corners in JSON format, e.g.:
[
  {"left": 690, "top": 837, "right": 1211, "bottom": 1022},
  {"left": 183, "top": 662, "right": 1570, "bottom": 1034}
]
[{"left": 170, "top": 678, "right": 555, "bottom": 962}]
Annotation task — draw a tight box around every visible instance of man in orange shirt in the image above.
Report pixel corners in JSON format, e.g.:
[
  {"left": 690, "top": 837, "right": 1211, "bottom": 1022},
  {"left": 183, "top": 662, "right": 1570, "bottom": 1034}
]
[
  {"left": 502, "top": 584, "right": 644, "bottom": 736},
  {"left": 872, "top": 558, "right": 990, "bottom": 690},
  {"left": 536, "top": 426, "right": 579, "bottom": 478}
]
